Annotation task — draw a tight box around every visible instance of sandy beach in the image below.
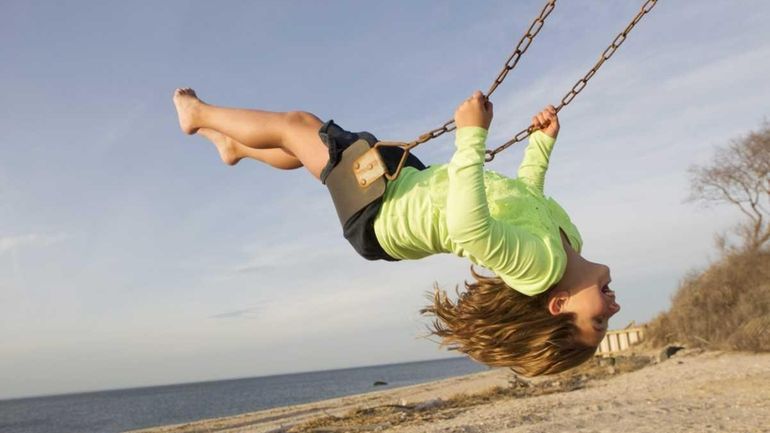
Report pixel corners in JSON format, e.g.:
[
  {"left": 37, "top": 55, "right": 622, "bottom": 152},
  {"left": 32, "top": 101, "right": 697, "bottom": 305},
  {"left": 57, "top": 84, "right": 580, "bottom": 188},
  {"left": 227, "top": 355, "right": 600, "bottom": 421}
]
[{"left": 130, "top": 350, "right": 770, "bottom": 433}]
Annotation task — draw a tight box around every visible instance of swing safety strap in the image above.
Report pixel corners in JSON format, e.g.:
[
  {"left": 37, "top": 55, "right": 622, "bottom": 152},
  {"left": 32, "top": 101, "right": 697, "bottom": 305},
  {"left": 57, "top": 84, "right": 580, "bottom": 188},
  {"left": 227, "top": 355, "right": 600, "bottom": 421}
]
[{"left": 326, "top": 139, "right": 387, "bottom": 225}]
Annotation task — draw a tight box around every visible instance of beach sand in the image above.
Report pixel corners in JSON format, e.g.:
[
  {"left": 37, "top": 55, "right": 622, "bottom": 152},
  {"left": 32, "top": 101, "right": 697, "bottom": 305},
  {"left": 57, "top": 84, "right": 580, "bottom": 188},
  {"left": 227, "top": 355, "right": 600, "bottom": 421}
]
[{"left": 129, "top": 350, "right": 770, "bottom": 433}]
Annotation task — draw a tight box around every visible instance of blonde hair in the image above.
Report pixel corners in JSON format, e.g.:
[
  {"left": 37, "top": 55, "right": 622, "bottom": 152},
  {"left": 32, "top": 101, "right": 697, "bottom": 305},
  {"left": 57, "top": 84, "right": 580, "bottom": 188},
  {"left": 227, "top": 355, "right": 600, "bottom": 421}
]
[{"left": 421, "top": 268, "right": 596, "bottom": 376}]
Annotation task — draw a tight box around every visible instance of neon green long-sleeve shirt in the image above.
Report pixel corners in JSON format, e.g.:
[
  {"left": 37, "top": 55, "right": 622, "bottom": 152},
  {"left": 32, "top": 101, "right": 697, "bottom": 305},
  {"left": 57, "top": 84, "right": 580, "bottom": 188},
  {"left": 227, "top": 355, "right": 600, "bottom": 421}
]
[{"left": 373, "top": 127, "right": 582, "bottom": 296}]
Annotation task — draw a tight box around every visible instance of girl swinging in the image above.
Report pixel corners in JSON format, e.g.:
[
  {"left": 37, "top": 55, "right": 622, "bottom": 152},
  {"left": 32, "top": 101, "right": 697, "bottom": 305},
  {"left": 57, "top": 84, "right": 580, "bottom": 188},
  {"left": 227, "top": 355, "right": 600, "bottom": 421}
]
[{"left": 173, "top": 87, "right": 620, "bottom": 376}]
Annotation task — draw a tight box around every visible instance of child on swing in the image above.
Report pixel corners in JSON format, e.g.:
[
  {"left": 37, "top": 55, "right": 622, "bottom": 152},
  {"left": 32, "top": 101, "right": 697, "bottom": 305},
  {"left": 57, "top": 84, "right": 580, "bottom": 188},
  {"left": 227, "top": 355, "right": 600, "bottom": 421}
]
[{"left": 173, "top": 88, "right": 620, "bottom": 376}]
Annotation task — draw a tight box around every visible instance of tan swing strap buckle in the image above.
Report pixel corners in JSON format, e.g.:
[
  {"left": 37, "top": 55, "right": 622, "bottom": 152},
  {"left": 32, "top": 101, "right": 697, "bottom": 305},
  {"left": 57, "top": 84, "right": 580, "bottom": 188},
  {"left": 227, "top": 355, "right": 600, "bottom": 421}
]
[
  {"left": 353, "top": 141, "right": 414, "bottom": 186},
  {"left": 352, "top": 145, "right": 387, "bottom": 187}
]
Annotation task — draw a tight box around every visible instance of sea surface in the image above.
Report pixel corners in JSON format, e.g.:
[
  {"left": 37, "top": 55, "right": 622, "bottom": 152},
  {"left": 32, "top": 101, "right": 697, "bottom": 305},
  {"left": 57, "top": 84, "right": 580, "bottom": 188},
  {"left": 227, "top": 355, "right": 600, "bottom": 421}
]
[{"left": 0, "top": 357, "right": 488, "bottom": 433}]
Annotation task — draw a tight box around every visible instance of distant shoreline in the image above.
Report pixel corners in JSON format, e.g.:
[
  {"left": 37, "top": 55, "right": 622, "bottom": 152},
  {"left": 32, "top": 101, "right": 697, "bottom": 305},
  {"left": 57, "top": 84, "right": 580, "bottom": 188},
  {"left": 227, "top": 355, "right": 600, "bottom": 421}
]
[
  {"left": 128, "top": 365, "right": 511, "bottom": 433},
  {"left": 1, "top": 355, "right": 471, "bottom": 402},
  {"left": 0, "top": 357, "right": 486, "bottom": 433},
  {"left": 128, "top": 350, "right": 770, "bottom": 433}
]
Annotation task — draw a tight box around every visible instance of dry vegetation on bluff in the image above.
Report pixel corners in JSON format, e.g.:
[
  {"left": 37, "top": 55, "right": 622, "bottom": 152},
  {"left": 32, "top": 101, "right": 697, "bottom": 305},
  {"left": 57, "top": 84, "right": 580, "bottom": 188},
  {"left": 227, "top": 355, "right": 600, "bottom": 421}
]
[
  {"left": 647, "top": 122, "right": 770, "bottom": 352},
  {"left": 647, "top": 250, "right": 770, "bottom": 351}
]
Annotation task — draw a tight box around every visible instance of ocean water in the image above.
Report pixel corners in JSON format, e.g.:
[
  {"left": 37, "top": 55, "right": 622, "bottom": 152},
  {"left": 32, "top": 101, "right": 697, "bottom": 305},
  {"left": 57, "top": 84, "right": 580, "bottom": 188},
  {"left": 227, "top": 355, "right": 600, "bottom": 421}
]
[{"left": 0, "top": 357, "right": 488, "bottom": 433}]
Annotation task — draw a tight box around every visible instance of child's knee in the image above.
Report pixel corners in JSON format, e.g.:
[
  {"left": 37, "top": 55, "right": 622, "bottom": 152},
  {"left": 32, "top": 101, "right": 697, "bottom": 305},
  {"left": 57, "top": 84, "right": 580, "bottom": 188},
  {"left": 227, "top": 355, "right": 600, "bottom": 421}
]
[{"left": 284, "top": 111, "right": 322, "bottom": 129}]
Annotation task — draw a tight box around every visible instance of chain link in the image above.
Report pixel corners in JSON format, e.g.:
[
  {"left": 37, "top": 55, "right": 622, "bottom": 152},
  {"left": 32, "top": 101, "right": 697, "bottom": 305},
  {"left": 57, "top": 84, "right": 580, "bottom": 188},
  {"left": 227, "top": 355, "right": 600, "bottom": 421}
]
[
  {"left": 379, "top": 0, "right": 557, "bottom": 161},
  {"left": 486, "top": 0, "right": 658, "bottom": 161},
  {"left": 486, "top": 0, "right": 556, "bottom": 98}
]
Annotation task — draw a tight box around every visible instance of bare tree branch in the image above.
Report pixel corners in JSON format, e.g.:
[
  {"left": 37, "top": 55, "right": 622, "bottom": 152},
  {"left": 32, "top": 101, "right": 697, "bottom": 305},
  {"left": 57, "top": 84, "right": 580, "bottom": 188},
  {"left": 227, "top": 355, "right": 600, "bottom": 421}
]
[{"left": 689, "top": 122, "right": 770, "bottom": 251}]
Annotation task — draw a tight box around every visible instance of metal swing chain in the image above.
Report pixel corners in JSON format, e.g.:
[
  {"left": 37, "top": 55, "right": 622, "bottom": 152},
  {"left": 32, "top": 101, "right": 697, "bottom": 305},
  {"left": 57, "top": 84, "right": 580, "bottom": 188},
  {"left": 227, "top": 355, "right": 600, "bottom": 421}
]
[
  {"left": 415, "top": 0, "right": 556, "bottom": 144},
  {"left": 375, "top": 0, "right": 556, "bottom": 180},
  {"left": 485, "top": 0, "right": 659, "bottom": 161}
]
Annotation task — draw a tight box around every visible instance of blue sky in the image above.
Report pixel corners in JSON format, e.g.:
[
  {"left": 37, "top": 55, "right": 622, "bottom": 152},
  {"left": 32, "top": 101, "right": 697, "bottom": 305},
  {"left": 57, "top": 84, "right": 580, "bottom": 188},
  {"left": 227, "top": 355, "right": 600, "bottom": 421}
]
[{"left": 2, "top": 1, "right": 768, "bottom": 399}]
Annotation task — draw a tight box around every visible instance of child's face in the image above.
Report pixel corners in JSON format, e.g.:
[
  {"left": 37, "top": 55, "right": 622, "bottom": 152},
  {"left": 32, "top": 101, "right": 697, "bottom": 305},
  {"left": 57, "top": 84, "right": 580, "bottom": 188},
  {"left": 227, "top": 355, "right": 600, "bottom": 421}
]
[
  {"left": 561, "top": 264, "right": 621, "bottom": 346},
  {"left": 549, "top": 250, "right": 621, "bottom": 346},
  {"left": 551, "top": 233, "right": 622, "bottom": 346}
]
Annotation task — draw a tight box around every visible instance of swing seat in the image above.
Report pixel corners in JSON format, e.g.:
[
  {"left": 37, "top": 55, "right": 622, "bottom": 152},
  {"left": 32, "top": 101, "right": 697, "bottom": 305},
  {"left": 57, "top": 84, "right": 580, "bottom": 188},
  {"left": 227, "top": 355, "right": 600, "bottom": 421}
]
[{"left": 325, "top": 139, "right": 387, "bottom": 225}]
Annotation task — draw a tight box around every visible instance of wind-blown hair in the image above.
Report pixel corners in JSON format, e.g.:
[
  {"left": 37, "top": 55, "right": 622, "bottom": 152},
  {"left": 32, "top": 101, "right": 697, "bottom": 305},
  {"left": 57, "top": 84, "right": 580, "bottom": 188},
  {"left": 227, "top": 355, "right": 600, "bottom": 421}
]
[{"left": 421, "top": 268, "right": 597, "bottom": 376}]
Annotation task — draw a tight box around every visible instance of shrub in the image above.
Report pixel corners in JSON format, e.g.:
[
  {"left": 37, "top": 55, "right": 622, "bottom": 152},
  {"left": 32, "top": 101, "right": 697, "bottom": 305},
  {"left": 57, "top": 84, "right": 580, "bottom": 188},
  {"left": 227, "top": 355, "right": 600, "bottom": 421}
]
[{"left": 646, "top": 249, "right": 770, "bottom": 351}]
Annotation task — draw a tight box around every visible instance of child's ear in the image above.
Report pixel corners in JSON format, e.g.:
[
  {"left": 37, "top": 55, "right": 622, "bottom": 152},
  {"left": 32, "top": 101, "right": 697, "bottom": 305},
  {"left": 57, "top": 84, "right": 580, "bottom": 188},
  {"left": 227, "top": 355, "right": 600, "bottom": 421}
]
[{"left": 547, "top": 291, "right": 569, "bottom": 316}]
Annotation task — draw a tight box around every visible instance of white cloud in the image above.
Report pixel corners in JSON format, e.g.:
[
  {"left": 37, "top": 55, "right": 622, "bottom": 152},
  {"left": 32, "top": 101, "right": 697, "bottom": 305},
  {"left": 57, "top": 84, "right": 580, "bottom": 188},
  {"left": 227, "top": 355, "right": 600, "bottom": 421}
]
[{"left": 0, "top": 233, "right": 70, "bottom": 254}]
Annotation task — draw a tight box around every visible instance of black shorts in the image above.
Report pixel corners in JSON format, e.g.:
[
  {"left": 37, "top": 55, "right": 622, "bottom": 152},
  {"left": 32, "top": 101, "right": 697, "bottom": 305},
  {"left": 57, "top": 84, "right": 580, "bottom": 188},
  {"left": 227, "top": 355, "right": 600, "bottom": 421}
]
[{"left": 318, "top": 120, "right": 426, "bottom": 261}]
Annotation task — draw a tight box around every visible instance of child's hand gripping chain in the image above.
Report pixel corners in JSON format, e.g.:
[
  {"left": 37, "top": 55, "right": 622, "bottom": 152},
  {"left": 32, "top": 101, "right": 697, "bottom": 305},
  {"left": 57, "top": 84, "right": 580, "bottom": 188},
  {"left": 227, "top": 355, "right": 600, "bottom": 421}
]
[{"left": 454, "top": 90, "right": 494, "bottom": 130}]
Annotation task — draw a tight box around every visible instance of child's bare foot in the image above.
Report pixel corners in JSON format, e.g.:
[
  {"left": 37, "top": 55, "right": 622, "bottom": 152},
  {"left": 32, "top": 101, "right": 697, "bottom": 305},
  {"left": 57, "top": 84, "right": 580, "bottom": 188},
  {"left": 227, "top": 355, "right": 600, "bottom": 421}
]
[
  {"left": 197, "top": 128, "right": 242, "bottom": 166},
  {"left": 173, "top": 88, "right": 202, "bottom": 134}
]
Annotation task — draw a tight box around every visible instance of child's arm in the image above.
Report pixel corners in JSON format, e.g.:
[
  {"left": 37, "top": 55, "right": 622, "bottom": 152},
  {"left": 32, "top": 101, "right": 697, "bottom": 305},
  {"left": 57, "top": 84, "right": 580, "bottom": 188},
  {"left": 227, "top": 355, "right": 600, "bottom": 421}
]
[
  {"left": 517, "top": 106, "right": 560, "bottom": 194},
  {"left": 447, "top": 94, "right": 558, "bottom": 295}
]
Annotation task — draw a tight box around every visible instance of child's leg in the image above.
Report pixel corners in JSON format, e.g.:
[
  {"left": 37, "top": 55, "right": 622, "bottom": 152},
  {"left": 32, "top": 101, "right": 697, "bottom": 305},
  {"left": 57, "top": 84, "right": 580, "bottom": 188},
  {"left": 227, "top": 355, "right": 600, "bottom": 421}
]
[
  {"left": 197, "top": 128, "right": 302, "bottom": 169},
  {"left": 173, "top": 88, "right": 327, "bottom": 179}
]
